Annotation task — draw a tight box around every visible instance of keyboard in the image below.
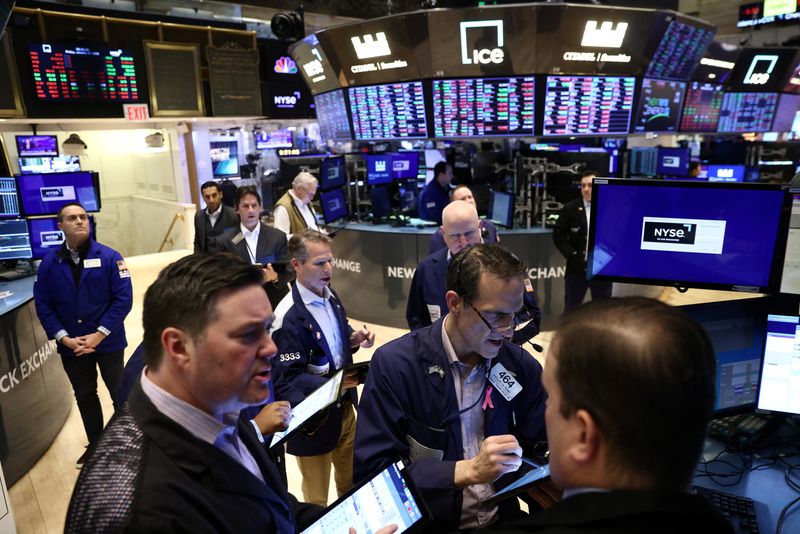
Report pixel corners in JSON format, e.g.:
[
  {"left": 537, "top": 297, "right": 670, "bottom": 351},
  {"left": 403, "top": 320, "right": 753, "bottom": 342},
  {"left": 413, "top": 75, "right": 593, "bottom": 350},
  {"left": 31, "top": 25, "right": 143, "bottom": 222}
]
[
  {"left": 707, "top": 412, "right": 783, "bottom": 448},
  {"left": 693, "top": 486, "right": 761, "bottom": 534}
]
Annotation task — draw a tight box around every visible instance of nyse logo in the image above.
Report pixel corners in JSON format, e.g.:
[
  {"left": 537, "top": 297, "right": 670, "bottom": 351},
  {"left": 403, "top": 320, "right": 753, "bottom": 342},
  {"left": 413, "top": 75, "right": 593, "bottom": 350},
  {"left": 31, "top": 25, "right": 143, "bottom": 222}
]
[
  {"left": 392, "top": 160, "right": 410, "bottom": 172},
  {"left": 351, "top": 32, "right": 391, "bottom": 59},
  {"left": 375, "top": 160, "right": 387, "bottom": 172},
  {"left": 662, "top": 156, "right": 680, "bottom": 168},
  {"left": 40, "top": 230, "right": 64, "bottom": 246},
  {"left": 581, "top": 20, "right": 628, "bottom": 48},
  {"left": 743, "top": 54, "right": 778, "bottom": 85},
  {"left": 326, "top": 197, "right": 342, "bottom": 211},
  {"left": 40, "top": 186, "right": 76, "bottom": 201},
  {"left": 460, "top": 20, "right": 505, "bottom": 65},
  {"left": 274, "top": 91, "right": 301, "bottom": 109},
  {"left": 328, "top": 166, "right": 340, "bottom": 180},
  {"left": 642, "top": 221, "right": 697, "bottom": 245}
]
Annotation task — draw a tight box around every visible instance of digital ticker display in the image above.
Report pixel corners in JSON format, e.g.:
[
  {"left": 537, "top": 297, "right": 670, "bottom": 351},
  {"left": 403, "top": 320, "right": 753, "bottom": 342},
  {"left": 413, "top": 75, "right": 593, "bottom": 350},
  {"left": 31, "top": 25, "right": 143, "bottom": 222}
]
[
  {"left": 28, "top": 43, "right": 139, "bottom": 102},
  {"left": 543, "top": 76, "right": 635, "bottom": 136},
  {"left": 717, "top": 92, "right": 778, "bottom": 133},
  {"left": 632, "top": 78, "right": 686, "bottom": 133},
  {"left": 645, "top": 19, "right": 715, "bottom": 80},
  {"left": 680, "top": 82, "right": 725, "bottom": 132},
  {"left": 432, "top": 77, "right": 535, "bottom": 137},
  {"left": 314, "top": 90, "right": 352, "bottom": 141},
  {"left": 349, "top": 82, "right": 427, "bottom": 140}
]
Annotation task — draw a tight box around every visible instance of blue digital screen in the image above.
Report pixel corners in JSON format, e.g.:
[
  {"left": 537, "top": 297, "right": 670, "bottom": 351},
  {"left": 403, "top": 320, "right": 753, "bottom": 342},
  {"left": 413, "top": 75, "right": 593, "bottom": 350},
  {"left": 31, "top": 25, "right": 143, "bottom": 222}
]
[
  {"left": 704, "top": 164, "right": 745, "bottom": 182},
  {"left": 16, "top": 171, "right": 100, "bottom": 216},
  {"left": 319, "top": 188, "right": 348, "bottom": 223},
  {"left": 391, "top": 152, "right": 419, "bottom": 180},
  {"left": 366, "top": 154, "right": 392, "bottom": 185},
  {"left": 320, "top": 156, "right": 346, "bottom": 190},
  {"left": 27, "top": 215, "right": 96, "bottom": 259},
  {"left": 656, "top": 147, "right": 690, "bottom": 176}
]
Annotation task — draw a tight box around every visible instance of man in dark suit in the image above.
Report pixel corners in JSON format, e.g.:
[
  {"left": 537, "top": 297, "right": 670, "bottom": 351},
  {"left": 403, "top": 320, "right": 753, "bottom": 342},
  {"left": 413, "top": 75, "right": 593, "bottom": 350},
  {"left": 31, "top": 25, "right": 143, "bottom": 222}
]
[
  {"left": 193, "top": 180, "right": 238, "bottom": 253},
  {"left": 552, "top": 170, "right": 612, "bottom": 312},
  {"left": 217, "top": 186, "right": 293, "bottom": 308},
  {"left": 489, "top": 298, "right": 732, "bottom": 534}
]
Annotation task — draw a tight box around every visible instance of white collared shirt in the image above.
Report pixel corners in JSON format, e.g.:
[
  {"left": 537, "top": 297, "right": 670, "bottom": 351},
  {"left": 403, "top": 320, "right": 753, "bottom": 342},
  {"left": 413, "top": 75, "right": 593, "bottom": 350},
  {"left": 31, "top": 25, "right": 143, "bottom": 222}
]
[
  {"left": 273, "top": 190, "right": 318, "bottom": 237},
  {"left": 206, "top": 203, "right": 223, "bottom": 228},
  {"left": 240, "top": 223, "right": 260, "bottom": 264}
]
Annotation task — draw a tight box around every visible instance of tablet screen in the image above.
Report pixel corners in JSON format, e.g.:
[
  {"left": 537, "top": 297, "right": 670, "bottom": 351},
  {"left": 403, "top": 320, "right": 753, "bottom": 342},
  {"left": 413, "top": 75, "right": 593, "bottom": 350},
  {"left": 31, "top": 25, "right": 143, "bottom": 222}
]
[
  {"left": 269, "top": 370, "right": 343, "bottom": 448},
  {"left": 485, "top": 463, "right": 551, "bottom": 506},
  {"left": 301, "top": 461, "right": 425, "bottom": 534}
]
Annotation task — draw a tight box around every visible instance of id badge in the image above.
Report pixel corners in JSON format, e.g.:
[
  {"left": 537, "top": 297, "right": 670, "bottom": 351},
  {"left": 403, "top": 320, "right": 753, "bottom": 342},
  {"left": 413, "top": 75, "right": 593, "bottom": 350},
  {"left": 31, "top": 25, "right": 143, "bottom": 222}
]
[{"left": 489, "top": 363, "right": 523, "bottom": 402}]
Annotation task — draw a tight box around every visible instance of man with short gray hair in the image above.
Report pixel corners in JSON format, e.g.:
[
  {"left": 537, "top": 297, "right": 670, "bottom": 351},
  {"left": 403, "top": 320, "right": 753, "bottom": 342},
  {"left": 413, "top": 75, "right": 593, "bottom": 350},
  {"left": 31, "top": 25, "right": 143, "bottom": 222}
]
[{"left": 273, "top": 172, "right": 320, "bottom": 237}]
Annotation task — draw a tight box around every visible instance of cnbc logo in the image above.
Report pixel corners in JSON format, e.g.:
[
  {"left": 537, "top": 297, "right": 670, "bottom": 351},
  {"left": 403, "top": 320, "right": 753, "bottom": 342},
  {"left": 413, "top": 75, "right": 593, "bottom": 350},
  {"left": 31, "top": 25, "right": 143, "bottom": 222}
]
[{"left": 274, "top": 56, "right": 298, "bottom": 74}]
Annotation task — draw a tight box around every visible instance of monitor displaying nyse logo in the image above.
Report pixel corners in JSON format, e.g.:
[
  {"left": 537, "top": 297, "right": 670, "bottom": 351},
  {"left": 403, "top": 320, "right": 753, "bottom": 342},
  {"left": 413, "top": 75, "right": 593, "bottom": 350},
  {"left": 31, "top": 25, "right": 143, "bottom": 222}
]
[
  {"left": 581, "top": 20, "right": 628, "bottom": 48},
  {"left": 743, "top": 54, "right": 778, "bottom": 85},
  {"left": 40, "top": 230, "right": 64, "bottom": 246},
  {"left": 393, "top": 159, "right": 410, "bottom": 172},
  {"left": 40, "top": 186, "right": 76, "bottom": 202},
  {"left": 460, "top": 20, "right": 505, "bottom": 65},
  {"left": 641, "top": 217, "right": 726, "bottom": 254},
  {"left": 352, "top": 32, "right": 392, "bottom": 60},
  {"left": 274, "top": 56, "right": 298, "bottom": 74},
  {"left": 662, "top": 156, "right": 681, "bottom": 168}
]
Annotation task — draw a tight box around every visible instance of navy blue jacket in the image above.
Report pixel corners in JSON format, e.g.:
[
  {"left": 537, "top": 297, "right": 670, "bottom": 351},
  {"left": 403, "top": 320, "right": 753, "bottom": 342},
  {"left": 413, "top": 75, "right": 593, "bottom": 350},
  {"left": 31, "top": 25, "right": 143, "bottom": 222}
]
[
  {"left": 272, "top": 282, "right": 357, "bottom": 456},
  {"left": 428, "top": 219, "right": 499, "bottom": 255},
  {"left": 354, "top": 318, "right": 547, "bottom": 530},
  {"left": 34, "top": 239, "right": 133, "bottom": 358},
  {"left": 406, "top": 248, "right": 542, "bottom": 344},
  {"left": 418, "top": 179, "right": 450, "bottom": 224}
]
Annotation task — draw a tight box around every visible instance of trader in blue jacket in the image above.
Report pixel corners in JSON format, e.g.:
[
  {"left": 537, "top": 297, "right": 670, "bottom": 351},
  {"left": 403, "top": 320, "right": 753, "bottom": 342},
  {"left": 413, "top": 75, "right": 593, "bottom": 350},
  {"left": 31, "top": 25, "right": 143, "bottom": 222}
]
[
  {"left": 33, "top": 202, "right": 133, "bottom": 464},
  {"left": 356, "top": 244, "right": 547, "bottom": 531},
  {"left": 271, "top": 229, "right": 374, "bottom": 506},
  {"left": 418, "top": 161, "right": 454, "bottom": 224},
  {"left": 407, "top": 200, "right": 541, "bottom": 345}
]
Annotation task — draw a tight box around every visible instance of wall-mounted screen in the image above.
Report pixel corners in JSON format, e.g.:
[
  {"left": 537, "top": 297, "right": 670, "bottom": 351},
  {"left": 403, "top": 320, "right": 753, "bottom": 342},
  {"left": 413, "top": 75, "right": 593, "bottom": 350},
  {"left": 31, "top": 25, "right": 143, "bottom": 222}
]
[
  {"left": 679, "top": 81, "right": 725, "bottom": 132},
  {"left": 632, "top": 78, "right": 686, "bottom": 133},
  {"left": 16, "top": 135, "right": 58, "bottom": 157},
  {"left": 320, "top": 156, "right": 346, "bottom": 190},
  {"left": 19, "top": 156, "right": 80, "bottom": 174},
  {"left": 314, "top": 90, "right": 352, "bottom": 141},
  {"left": 771, "top": 93, "right": 800, "bottom": 132},
  {"left": 645, "top": 18, "right": 715, "bottom": 81},
  {"left": 431, "top": 77, "right": 535, "bottom": 137},
  {"left": 319, "top": 188, "right": 348, "bottom": 224},
  {"left": 28, "top": 43, "right": 139, "bottom": 102},
  {"left": 543, "top": 76, "right": 635, "bottom": 136},
  {"left": 588, "top": 179, "right": 791, "bottom": 293},
  {"left": 0, "top": 176, "right": 20, "bottom": 218},
  {"left": 717, "top": 92, "right": 778, "bottom": 133},
  {"left": 656, "top": 147, "right": 690, "bottom": 176},
  {"left": 349, "top": 82, "right": 427, "bottom": 140},
  {"left": 0, "top": 218, "right": 31, "bottom": 261},
  {"left": 209, "top": 141, "right": 239, "bottom": 178},
  {"left": 255, "top": 129, "right": 293, "bottom": 150},
  {"left": 16, "top": 171, "right": 100, "bottom": 215}
]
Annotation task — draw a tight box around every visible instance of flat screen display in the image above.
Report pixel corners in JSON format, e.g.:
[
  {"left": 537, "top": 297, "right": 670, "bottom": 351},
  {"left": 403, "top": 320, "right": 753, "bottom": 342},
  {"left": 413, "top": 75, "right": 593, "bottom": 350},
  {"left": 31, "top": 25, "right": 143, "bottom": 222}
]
[
  {"left": 314, "top": 90, "right": 352, "bottom": 141},
  {"left": 717, "top": 92, "right": 778, "bottom": 133},
  {"left": 431, "top": 77, "right": 535, "bottom": 137},
  {"left": 758, "top": 314, "right": 800, "bottom": 416},
  {"left": 0, "top": 218, "right": 31, "bottom": 261},
  {"left": 366, "top": 154, "right": 392, "bottom": 185},
  {"left": 319, "top": 188, "right": 348, "bottom": 224},
  {"left": 16, "top": 135, "right": 58, "bottom": 157},
  {"left": 391, "top": 152, "right": 419, "bottom": 180},
  {"left": 349, "top": 82, "right": 427, "bottom": 140},
  {"left": 771, "top": 93, "right": 800, "bottom": 132},
  {"left": 210, "top": 141, "right": 239, "bottom": 178},
  {"left": 645, "top": 19, "right": 715, "bottom": 81},
  {"left": 19, "top": 156, "right": 80, "bottom": 174},
  {"left": 630, "top": 147, "right": 658, "bottom": 176},
  {"left": 727, "top": 48, "right": 800, "bottom": 93},
  {"left": 488, "top": 190, "right": 514, "bottom": 228},
  {"left": 16, "top": 171, "right": 101, "bottom": 215},
  {"left": 679, "top": 81, "right": 725, "bottom": 132},
  {"left": 0, "top": 176, "right": 20, "bottom": 218},
  {"left": 632, "top": 78, "right": 686, "bottom": 133},
  {"left": 588, "top": 179, "right": 790, "bottom": 293},
  {"left": 543, "top": 76, "right": 635, "bottom": 136},
  {"left": 703, "top": 164, "right": 746, "bottom": 182},
  {"left": 28, "top": 215, "right": 96, "bottom": 259},
  {"left": 255, "top": 129, "right": 292, "bottom": 149},
  {"left": 28, "top": 43, "right": 139, "bottom": 101},
  {"left": 320, "top": 156, "right": 346, "bottom": 190},
  {"left": 288, "top": 33, "right": 340, "bottom": 95},
  {"left": 656, "top": 147, "right": 690, "bottom": 177}
]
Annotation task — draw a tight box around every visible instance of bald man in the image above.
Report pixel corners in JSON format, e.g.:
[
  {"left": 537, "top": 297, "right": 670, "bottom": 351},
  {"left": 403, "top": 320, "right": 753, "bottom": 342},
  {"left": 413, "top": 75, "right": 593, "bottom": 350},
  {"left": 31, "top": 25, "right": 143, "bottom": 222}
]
[
  {"left": 406, "top": 201, "right": 541, "bottom": 344},
  {"left": 428, "top": 185, "right": 499, "bottom": 255}
]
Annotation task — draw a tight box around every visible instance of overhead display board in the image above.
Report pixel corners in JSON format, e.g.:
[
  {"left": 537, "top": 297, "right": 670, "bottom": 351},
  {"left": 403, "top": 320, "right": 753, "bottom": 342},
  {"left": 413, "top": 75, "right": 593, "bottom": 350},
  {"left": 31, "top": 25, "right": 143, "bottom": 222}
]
[
  {"left": 143, "top": 41, "right": 204, "bottom": 117},
  {"left": 691, "top": 41, "right": 741, "bottom": 84},
  {"left": 314, "top": 89, "right": 352, "bottom": 141},
  {"left": 727, "top": 48, "right": 800, "bottom": 92},
  {"left": 632, "top": 78, "right": 686, "bottom": 133},
  {"left": 543, "top": 76, "right": 635, "bottom": 136},
  {"left": 771, "top": 93, "right": 800, "bottom": 132},
  {"left": 645, "top": 16, "right": 715, "bottom": 80},
  {"left": 206, "top": 47, "right": 261, "bottom": 116},
  {"left": 431, "top": 76, "right": 535, "bottom": 137},
  {"left": 717, "top": 92, "right": 778, "bottom": 133},
  {"left": 679, "top": 81, "right": 725, "bottom": 132},
  {"left": 348, "top": 81, "right": 427, "bottom": 140},
  {"left": 425, "top": 6, "right": 537, "bottom": 78},
  {"left": 289, "top": 33, "right": 341, "bottom": 95}
]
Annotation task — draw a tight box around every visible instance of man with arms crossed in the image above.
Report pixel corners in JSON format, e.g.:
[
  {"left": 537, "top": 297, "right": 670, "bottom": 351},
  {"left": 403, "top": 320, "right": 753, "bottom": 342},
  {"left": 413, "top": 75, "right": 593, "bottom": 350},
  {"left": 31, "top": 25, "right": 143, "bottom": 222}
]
[
  {"left": 356, "top": 244, "right": 547, "bottom": 530},
  {"left": 491, "top": 298, "right": 732, "bottom": 534}
]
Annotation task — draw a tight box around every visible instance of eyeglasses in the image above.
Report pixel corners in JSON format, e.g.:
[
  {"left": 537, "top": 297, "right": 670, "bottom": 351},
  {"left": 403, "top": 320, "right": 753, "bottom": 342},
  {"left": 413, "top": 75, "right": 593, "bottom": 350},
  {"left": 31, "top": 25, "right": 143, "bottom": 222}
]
[{"left": 466, "top": 301, "right": 536, "bottom": 337}]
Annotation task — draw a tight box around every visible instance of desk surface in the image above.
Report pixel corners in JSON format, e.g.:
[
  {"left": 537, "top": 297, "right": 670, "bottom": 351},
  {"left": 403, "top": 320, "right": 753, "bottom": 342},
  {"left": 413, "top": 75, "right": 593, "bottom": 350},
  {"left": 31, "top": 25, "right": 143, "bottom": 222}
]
[
  {"left": 334, "top": 220, "right": 554, "bottom": 236},
  {"left": 0, "top": 276, "right": 36, "bottom": 316},
  {"left": 694, "top": 435, "right": 800, "bottom": 533}
]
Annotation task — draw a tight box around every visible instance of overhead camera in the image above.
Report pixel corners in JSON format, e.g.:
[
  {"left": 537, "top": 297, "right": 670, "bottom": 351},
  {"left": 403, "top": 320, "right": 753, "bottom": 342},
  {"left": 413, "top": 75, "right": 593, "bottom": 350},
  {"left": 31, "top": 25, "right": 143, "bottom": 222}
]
[
  {"left": 145, "top": 132, "right": 164, "bottom": 148},
  {"left": 62, "top": 133, "right": 87, "bottom": 156}
]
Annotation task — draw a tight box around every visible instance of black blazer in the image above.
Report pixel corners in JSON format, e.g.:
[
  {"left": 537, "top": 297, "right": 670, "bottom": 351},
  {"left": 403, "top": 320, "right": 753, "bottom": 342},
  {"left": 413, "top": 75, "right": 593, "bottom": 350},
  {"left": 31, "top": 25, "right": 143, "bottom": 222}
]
[
  {"left": 552, "top": 198, "right": 589, "bottom": 275},
  {"left": 194, "top": 205, "right": 239, "bottom": 253}
]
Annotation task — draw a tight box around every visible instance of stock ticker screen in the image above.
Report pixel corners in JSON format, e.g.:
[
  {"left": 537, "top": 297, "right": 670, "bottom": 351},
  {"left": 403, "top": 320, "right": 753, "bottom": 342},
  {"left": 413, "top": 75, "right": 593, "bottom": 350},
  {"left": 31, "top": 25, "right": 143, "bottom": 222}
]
[
  {"left": 680, "top": 81, "right": 725, "bottom": 132},
  {"left": 314, "top": 90, "right": 352, "bottom": 141},
  {"left": 632, "top": 78, "right": 686, "bottom": 133},
  {"left": 645, "top": 19, "right": 715, "bottom": 80},
  {"left": 543, "top": 76, "right": 635, "bottom": 136},
  {"left": 431, "top": 77, "right": 535, "bottom": 137},
  {"left": 717, "top": 92, "right": 778, "bottom": 133},
  {"left": 28, "top": 43, "right": 139, "bottom": 102},
  {"left": 349, "top": 82, "right": 427, "bottom": 140}
]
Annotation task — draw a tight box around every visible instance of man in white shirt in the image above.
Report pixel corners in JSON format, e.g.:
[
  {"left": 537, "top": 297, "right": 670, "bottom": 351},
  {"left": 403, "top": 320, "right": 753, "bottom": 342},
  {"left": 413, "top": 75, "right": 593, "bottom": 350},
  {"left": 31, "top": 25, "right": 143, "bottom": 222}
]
[{"left": 273, "top": 172, "right": 320, "bottom": 237}]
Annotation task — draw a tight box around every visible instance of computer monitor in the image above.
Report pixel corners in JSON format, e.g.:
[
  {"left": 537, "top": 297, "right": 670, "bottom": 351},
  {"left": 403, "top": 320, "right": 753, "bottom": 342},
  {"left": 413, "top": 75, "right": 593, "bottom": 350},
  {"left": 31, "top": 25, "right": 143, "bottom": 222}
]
[
  {"left": 319, "top": 188, "right": 348, "bottom": 224},
  {"left": 0, "top": 218, "right": 32, "bottom": 260},
  {"left": 588, "top": 179, "right": 792, "bottom": 293},
  {"left": 16, "top": 135, "right": 58, "bottom": 157},
  {"left": 629, "top": 147, "right": 659, "bottom": 176},
  {"left": 255, "top": 129, "right": 293, "bottom": 149},
  {"left": 390, "top": 152, "right": 420, "bottom": 181},
  {"left": 16, "top": 171, "right": 101, "bottom": 216},
  {"left": 27, "top": 215, "right": 96, "bottom": 259},
  {"left": 319, "top": 156, "right": 346, "bottom": 190},
  {"left": 680, "top": 297, "right": 768, "bottom": 415},
  {"left": 348, "top": 81, "right": 428, "bottom": 140},
  {"left": 488, "top": 190, "right": 514, "bottom": 228},
  {"left": 19, "top": 155, "right": 81, "bottom": 174},
  {"left": 757, "top": 313, "right": 800, "bottom": 416},
  {"left": 0, "top": 177, "right": 20, "bottom": 218},
  {"left": 543, "top": 76, "right": 635, "bottom": 136},
  {"left": 704, "top": 164, "right": 746, "bottom": 182},
  {"left": 657, "top": 147, "right": 690, "bottom": 177},
  {"left": 366, "top": 154, "right": 393, "bottom": 186},
  {"left": 210, "top": 141, "right": 239, "bottom": 179}
]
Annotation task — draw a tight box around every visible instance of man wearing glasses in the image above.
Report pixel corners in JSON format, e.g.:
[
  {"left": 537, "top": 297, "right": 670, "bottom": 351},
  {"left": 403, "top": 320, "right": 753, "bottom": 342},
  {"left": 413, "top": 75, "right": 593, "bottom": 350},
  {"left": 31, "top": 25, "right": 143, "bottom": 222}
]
[
  {"left": 407, "top": 200, "right": 541, "bottom": 345},
  {"left": 355, "top": 244, "right": 547, "bottom": 531}
]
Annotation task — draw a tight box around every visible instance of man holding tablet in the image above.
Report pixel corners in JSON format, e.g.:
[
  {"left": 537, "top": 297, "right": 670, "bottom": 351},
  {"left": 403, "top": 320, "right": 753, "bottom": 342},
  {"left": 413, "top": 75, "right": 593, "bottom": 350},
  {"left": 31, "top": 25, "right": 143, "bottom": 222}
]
[{"left": 356, "top": 244, "right": 547, "bottom": 530}]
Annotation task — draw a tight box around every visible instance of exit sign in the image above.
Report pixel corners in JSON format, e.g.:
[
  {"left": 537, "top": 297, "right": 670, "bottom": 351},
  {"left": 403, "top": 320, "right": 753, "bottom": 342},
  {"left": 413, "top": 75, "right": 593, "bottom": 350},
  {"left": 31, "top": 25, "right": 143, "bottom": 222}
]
[{"left": 123, "top": 104, "right": 150, "bottom": 121}]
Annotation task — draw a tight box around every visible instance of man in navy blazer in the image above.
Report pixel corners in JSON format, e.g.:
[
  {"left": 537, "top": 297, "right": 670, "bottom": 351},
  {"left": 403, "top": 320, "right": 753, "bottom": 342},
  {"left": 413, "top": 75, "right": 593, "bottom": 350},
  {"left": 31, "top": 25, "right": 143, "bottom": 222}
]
[
  {"left": 34, "top": 202, "right": 133, "bottom": 462},
  {"left": 216, "top": 185, "right": 293, "bottom": 308},
  {"left": 407, "top": 201, "right": 541, "bottom": 345},
  {"left": 272, "top": 229, "right": 374, "bottom": 506}
]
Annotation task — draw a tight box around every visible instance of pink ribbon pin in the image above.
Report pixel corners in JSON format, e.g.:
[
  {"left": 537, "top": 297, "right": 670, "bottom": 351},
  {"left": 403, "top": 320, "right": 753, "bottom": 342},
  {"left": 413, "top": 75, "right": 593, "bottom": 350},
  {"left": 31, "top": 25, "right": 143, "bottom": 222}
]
[{"left": 482, "top": 386, "right": 494, "bottom": 410}]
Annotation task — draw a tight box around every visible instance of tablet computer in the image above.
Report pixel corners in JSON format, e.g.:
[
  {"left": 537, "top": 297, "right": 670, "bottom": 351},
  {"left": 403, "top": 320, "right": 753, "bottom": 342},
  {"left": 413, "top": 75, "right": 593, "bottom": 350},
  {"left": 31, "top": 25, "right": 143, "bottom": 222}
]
[
  {"left": 301, "top": 461, "right": 429, "bottom": 534},
  {"left": 344, "top": 361, "right": 370, "bottom": 385},
  {"left": 483, "top": 462, "right": 551, "bottom": 506},
  {"left": 269, "top": 369, "right": 344, "bottom": 449}
]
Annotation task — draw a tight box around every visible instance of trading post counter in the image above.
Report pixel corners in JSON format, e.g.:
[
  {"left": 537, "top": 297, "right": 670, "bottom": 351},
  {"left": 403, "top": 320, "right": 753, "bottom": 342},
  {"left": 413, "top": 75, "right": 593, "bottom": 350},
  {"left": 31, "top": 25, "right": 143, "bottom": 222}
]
[{"left": 0, "top": 277, "right": 73, "bottom": 486}]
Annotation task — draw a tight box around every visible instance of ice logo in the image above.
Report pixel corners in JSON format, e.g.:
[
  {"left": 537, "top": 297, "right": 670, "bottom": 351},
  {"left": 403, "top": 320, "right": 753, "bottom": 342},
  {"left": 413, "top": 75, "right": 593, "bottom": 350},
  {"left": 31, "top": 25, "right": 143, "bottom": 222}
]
[{"left": 274, "top": 57, "right": 299, "bottom": 74}]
